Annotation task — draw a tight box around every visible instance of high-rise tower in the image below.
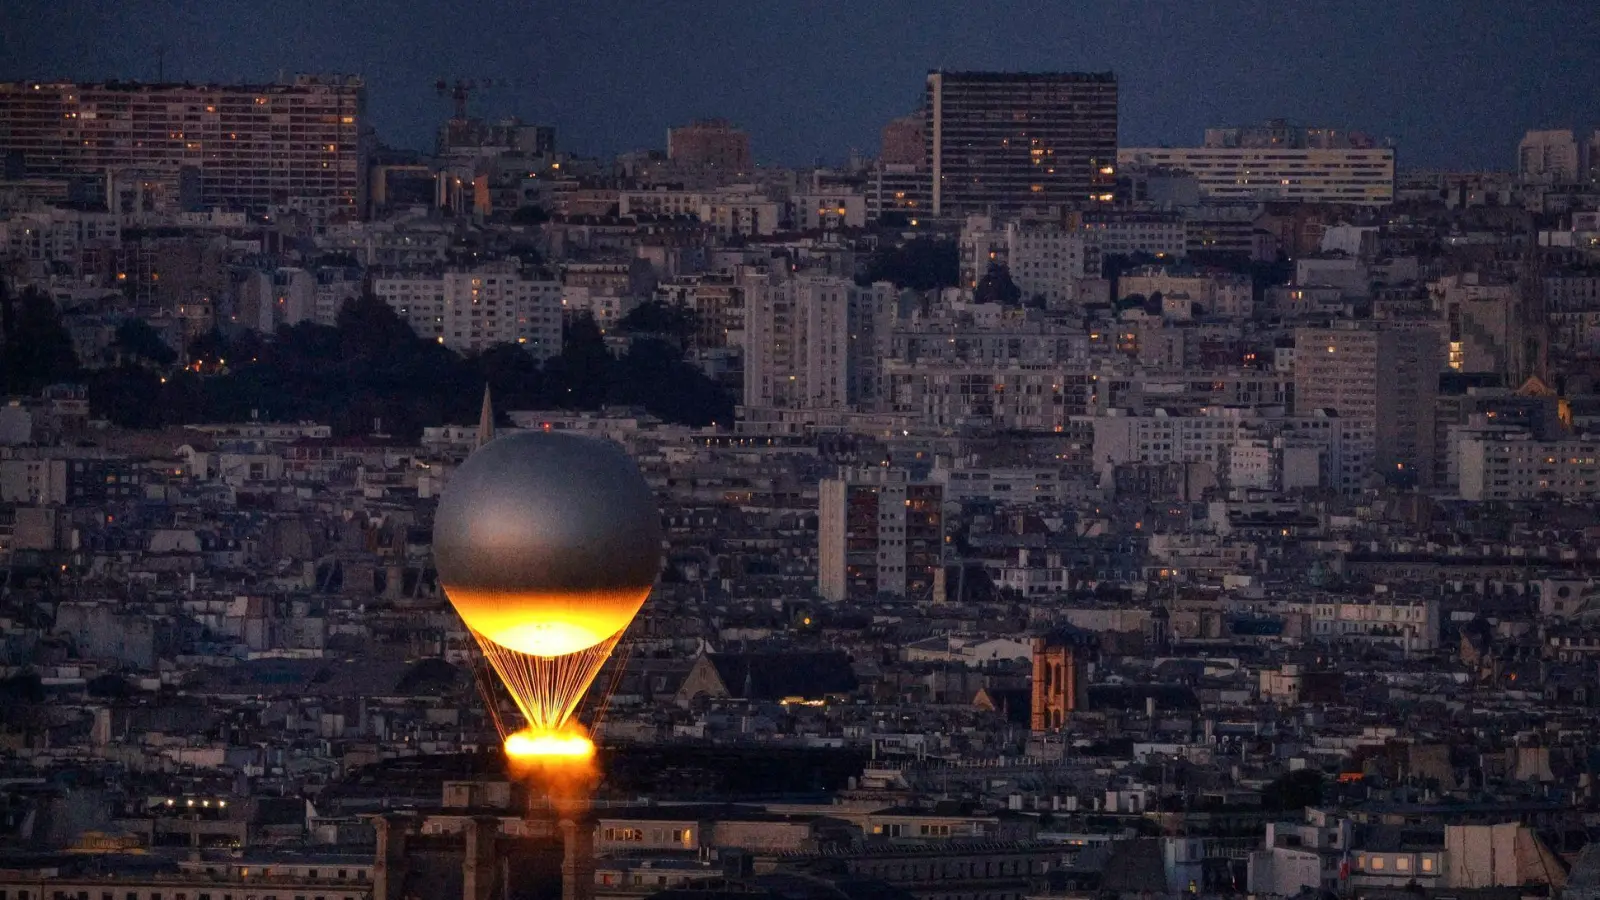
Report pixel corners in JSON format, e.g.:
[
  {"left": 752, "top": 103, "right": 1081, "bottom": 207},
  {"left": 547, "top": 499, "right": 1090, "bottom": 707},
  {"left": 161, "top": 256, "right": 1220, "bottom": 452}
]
[{"left": 925, "top": 71, "right": 1117, "bottom": 217}]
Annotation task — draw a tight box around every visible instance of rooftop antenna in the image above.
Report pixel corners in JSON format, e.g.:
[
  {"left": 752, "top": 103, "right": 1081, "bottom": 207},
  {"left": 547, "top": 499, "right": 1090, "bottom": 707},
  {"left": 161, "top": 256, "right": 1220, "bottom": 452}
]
[{"left": 156, "top": 46, "right": 165, "bottom": 82}]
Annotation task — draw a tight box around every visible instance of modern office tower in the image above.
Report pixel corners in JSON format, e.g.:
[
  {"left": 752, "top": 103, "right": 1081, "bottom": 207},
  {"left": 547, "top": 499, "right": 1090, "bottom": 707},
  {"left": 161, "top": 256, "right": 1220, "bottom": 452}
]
[
  {"left": 0, "top": 75, "right": 368, "bottom": 215},
  {"left": 818, "top": 466, "right": 943, "bottom": 603},
  {"left": 1294, "top": 324, "right": 1444, "bottom": 489},
  {"left": 1517, "top": 129, "right": 1581, "bottom": 183},
  {"left": 666, "top": 119, "right": 751, "bottom": 173},
  {"left": 924, "top": 71, "right": 1118, "bottom": 217},
  {"left": 371, "top": 261, "right": 562, "bottom": 358},
  {"left": 1117, "top": 147, "right": 1395, "bottom": 205},
  {"left": 742, "top": 273, "right": 896, "bottom": 412}
]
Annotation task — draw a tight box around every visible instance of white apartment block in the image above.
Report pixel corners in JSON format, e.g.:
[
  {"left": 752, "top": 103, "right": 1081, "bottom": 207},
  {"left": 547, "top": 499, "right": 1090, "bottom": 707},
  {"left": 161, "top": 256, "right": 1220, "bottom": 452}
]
[
  {"left": 1080, "top": 212, "right": 1186, "bottom": 259},
  {"left": 933, "top": 464, "right": 1086, "bottom": 504},
  {"left": 0, "top": 208, "right": 120, "bottom": 265},
  {"left": 959, "top": 216, "right": 1092, "bottom": 307},
  {"left": 791, "top": 191, "right": 867, "bottom": 230},
  {"left": 1458, "top": 434, "right": 1600, "bottom": 501},
  {"left": 882, "top": 361, "right": 1092, "bottom": 431},
  {"left": 618, "top": 187, "right": 780, "bottom": 235},
  {"left": 888, "top": 323, "right": 1089, "bottom": 367},
  {"left": 1091, "top": 408, "right": 1252, "bottom": 475},
  {"left": 561, "top": 284, "right": 641, "bottom": 333},
  {"left": 1297, "top": 596, "right": 1439, "bottom": 652},
  {"left": 1117, "top": 269, "right": 1253, "bottom": 319},
  {"left": 1118, "top": 147, "right": 1395, "bottom": 205},
  {"left": 743, "top": 274, "right": 895, "bottom": 412},
  {"left": 372, "top": 262, "right": 562, "bottom": 359},
  {"left": 818, "top": 466, "right": 944, "bottom": 603}
]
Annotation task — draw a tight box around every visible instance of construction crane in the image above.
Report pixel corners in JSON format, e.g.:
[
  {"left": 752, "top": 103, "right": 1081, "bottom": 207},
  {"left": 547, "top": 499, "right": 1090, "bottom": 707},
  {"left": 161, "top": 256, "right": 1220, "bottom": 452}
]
[{"left": 434, "top": 77, "right": 527, "bottom": 122}]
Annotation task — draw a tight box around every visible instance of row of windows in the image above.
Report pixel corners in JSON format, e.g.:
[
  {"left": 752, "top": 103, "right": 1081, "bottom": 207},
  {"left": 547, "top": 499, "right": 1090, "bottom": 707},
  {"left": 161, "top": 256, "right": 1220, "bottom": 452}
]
[{"left": 2, "top": 890, "right": 363, "bottom": 900}]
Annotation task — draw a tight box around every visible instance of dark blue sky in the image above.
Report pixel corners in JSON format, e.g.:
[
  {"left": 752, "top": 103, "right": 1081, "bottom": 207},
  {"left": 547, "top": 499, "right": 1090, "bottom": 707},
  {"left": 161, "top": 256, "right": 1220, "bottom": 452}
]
[{"left": 4, "top": 0, "right": 1596, "bottom": 170}]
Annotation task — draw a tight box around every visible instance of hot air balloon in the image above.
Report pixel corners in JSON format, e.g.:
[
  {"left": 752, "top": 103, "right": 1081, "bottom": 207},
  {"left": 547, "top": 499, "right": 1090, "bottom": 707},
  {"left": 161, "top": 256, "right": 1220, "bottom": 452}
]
[{"left": 433, "top": 431, "right": 661, "bottom": 759}]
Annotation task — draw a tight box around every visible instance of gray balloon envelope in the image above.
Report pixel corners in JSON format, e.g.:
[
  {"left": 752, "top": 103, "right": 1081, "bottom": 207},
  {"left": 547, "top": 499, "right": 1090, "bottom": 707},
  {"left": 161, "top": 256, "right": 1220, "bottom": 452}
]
[{"left": 433, "top": 431, "right": 662, "bottom": 597}]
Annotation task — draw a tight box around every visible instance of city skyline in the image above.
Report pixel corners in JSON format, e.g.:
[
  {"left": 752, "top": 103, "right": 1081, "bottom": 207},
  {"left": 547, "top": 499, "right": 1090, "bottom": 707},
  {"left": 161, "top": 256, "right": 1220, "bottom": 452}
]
[{"left": 3, "top": 0, "right": 1598, "bottom": 169}]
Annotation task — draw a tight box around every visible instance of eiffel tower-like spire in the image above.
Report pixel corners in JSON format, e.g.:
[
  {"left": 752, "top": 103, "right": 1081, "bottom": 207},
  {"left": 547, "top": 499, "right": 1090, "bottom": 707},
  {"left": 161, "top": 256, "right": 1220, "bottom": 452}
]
[{"left": 475, "top": 383, "right": 494, "bottom": 450}]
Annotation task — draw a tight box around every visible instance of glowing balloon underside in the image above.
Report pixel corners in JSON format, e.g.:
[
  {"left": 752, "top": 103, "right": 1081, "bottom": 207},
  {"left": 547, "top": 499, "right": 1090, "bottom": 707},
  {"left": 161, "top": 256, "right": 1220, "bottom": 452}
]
[{"left": 444, "top": 586, "right": 651, "bottom": 658}]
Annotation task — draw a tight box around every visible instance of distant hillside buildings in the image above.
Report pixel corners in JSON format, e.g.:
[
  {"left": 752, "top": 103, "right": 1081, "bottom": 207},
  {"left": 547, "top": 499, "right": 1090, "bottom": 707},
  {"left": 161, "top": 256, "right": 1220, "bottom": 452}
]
[{"left": 0, "top": 75, "right": 369, "bottom": 216}]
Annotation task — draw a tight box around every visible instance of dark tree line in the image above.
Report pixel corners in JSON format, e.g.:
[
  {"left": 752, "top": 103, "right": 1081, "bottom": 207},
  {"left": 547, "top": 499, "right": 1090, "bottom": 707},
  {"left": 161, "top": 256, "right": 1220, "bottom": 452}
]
[
  {"left": 860, "top": 237, "right": 959, "bottom": 291},
  {"left": 4, "top": 290, "right": 734, "bottom": 439}
]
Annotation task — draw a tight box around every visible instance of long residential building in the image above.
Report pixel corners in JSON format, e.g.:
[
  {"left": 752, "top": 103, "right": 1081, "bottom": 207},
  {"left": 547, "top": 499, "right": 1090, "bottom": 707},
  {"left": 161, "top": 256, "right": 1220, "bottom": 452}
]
[
  {"left": 926, "top": 71, "right": 1117, "bottom": 217},
  {"left": 371, "top": 262, "right": 562, "bottom": 358},
  {"left": 0, "top": 76, "right": 368, "bottom": 215},
  {"left": 1118, "top": 147, "right": 1395, "bottom": 205},
  {"left": 1458, "top": 434, "right": 1600, "bottom": 501}
]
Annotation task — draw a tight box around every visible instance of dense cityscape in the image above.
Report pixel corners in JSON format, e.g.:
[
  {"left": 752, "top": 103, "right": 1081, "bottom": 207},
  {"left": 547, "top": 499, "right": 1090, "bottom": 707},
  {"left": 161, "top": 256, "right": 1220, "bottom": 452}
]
[{"left": 4, "top": 37, "right": 1600, "bottom": 900}]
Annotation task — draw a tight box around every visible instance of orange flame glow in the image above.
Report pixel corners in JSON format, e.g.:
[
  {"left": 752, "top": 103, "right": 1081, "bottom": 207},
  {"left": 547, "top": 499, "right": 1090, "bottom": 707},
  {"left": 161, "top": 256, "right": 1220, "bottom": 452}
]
[
  {"left": 504, "top": 729, "right": 596, "bottom": 761},
  {"left": 503, "top": 726, "right": 600, "bottom": 818}
]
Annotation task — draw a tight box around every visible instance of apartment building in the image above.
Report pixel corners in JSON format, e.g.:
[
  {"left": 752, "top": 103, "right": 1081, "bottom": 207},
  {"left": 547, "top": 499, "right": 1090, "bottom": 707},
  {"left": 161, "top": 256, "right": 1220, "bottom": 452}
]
[
  {"left": 1294, "top": 324, "right": 1442, "bottom": 489},
  {"left": 0, "top": 76, "right": 368, "bottom": 215},
  {"left": 1518, "top": 129, "right": 1581, "bottom": 183},
  {"left": 959, "top": 216, "right": 1092, "bottom": 306},
  {"left": 667, "top": 119, "right": 752, "bottom": 174},
  {"left": 742, "top": 274, "right": 896, "bottom": 412},
  {"left": 371, "top": 262, "right": 562, "bottom": 358},
  {"left": 1118, "top": 147, "right": 1395, "bottom": 205},
  {"left": 1458, "top": 434, "right": 1600, "bottom": 501},
  {"left": 926, "top": 71, "right": 1118, "bottom": 216},
  {"left": 1080, "top": 210, "right": 1187, "bottom": 259},
  {"left": 882, "top": 362, "right": 1095, "bottom": 431},
  {"left": 818, "top": 466, "right": 943, "bottom": 602}
]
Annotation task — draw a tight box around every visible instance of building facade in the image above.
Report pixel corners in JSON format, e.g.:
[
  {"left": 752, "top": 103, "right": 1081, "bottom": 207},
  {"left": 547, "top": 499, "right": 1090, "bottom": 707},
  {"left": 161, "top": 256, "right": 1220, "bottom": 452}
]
[
  {"left": 880, "top": 114, "right": 924, "bottom": 167},
  {"left": 372, "top": 262, "right": 562, "bottom": 358},
  {"left": 1458, "top": 435, "right": 1600, "bottom": 501},
  {"left": 666, "top": 119, "right": 751, "bottom": 174},
  {"left": 818, "top": 466, "right": 943, "bottom": 603},
  {"left": 1118, "top": 147, "right": 1395, "bottom": 205},
  {"left": 1294, "top": 324, "right": 1443, "bottom": 489},
  {"left": 1518, "top": 129, "right": 1581, "bottom": 183},
  {"left": 926, "top": 71, "right": 1117, "bottom": 217},
  {"left": 0, "top": 76, "right": 368, "bottom": 215},
  {"left": 742, "top": 274, "right": 896, "bottom": 413}
]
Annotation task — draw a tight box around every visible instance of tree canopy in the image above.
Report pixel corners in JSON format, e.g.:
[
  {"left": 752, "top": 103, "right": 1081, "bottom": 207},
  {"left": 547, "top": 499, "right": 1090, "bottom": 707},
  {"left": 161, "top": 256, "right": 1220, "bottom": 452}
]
[
  {"left": 1, "top": 285, "right": 80, "bottom": 395},
  {"left": 860, "top": 238, "right": 958, "bottom": 291},
  {"left": 76, "top": 296, "right": 733, "bottom": 436},
  {"left": 616, "top": 300, "right": 700, "bottom": 346},
  {"left": 974, "top": 263, "right": 1022, "bottom": 306}
]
